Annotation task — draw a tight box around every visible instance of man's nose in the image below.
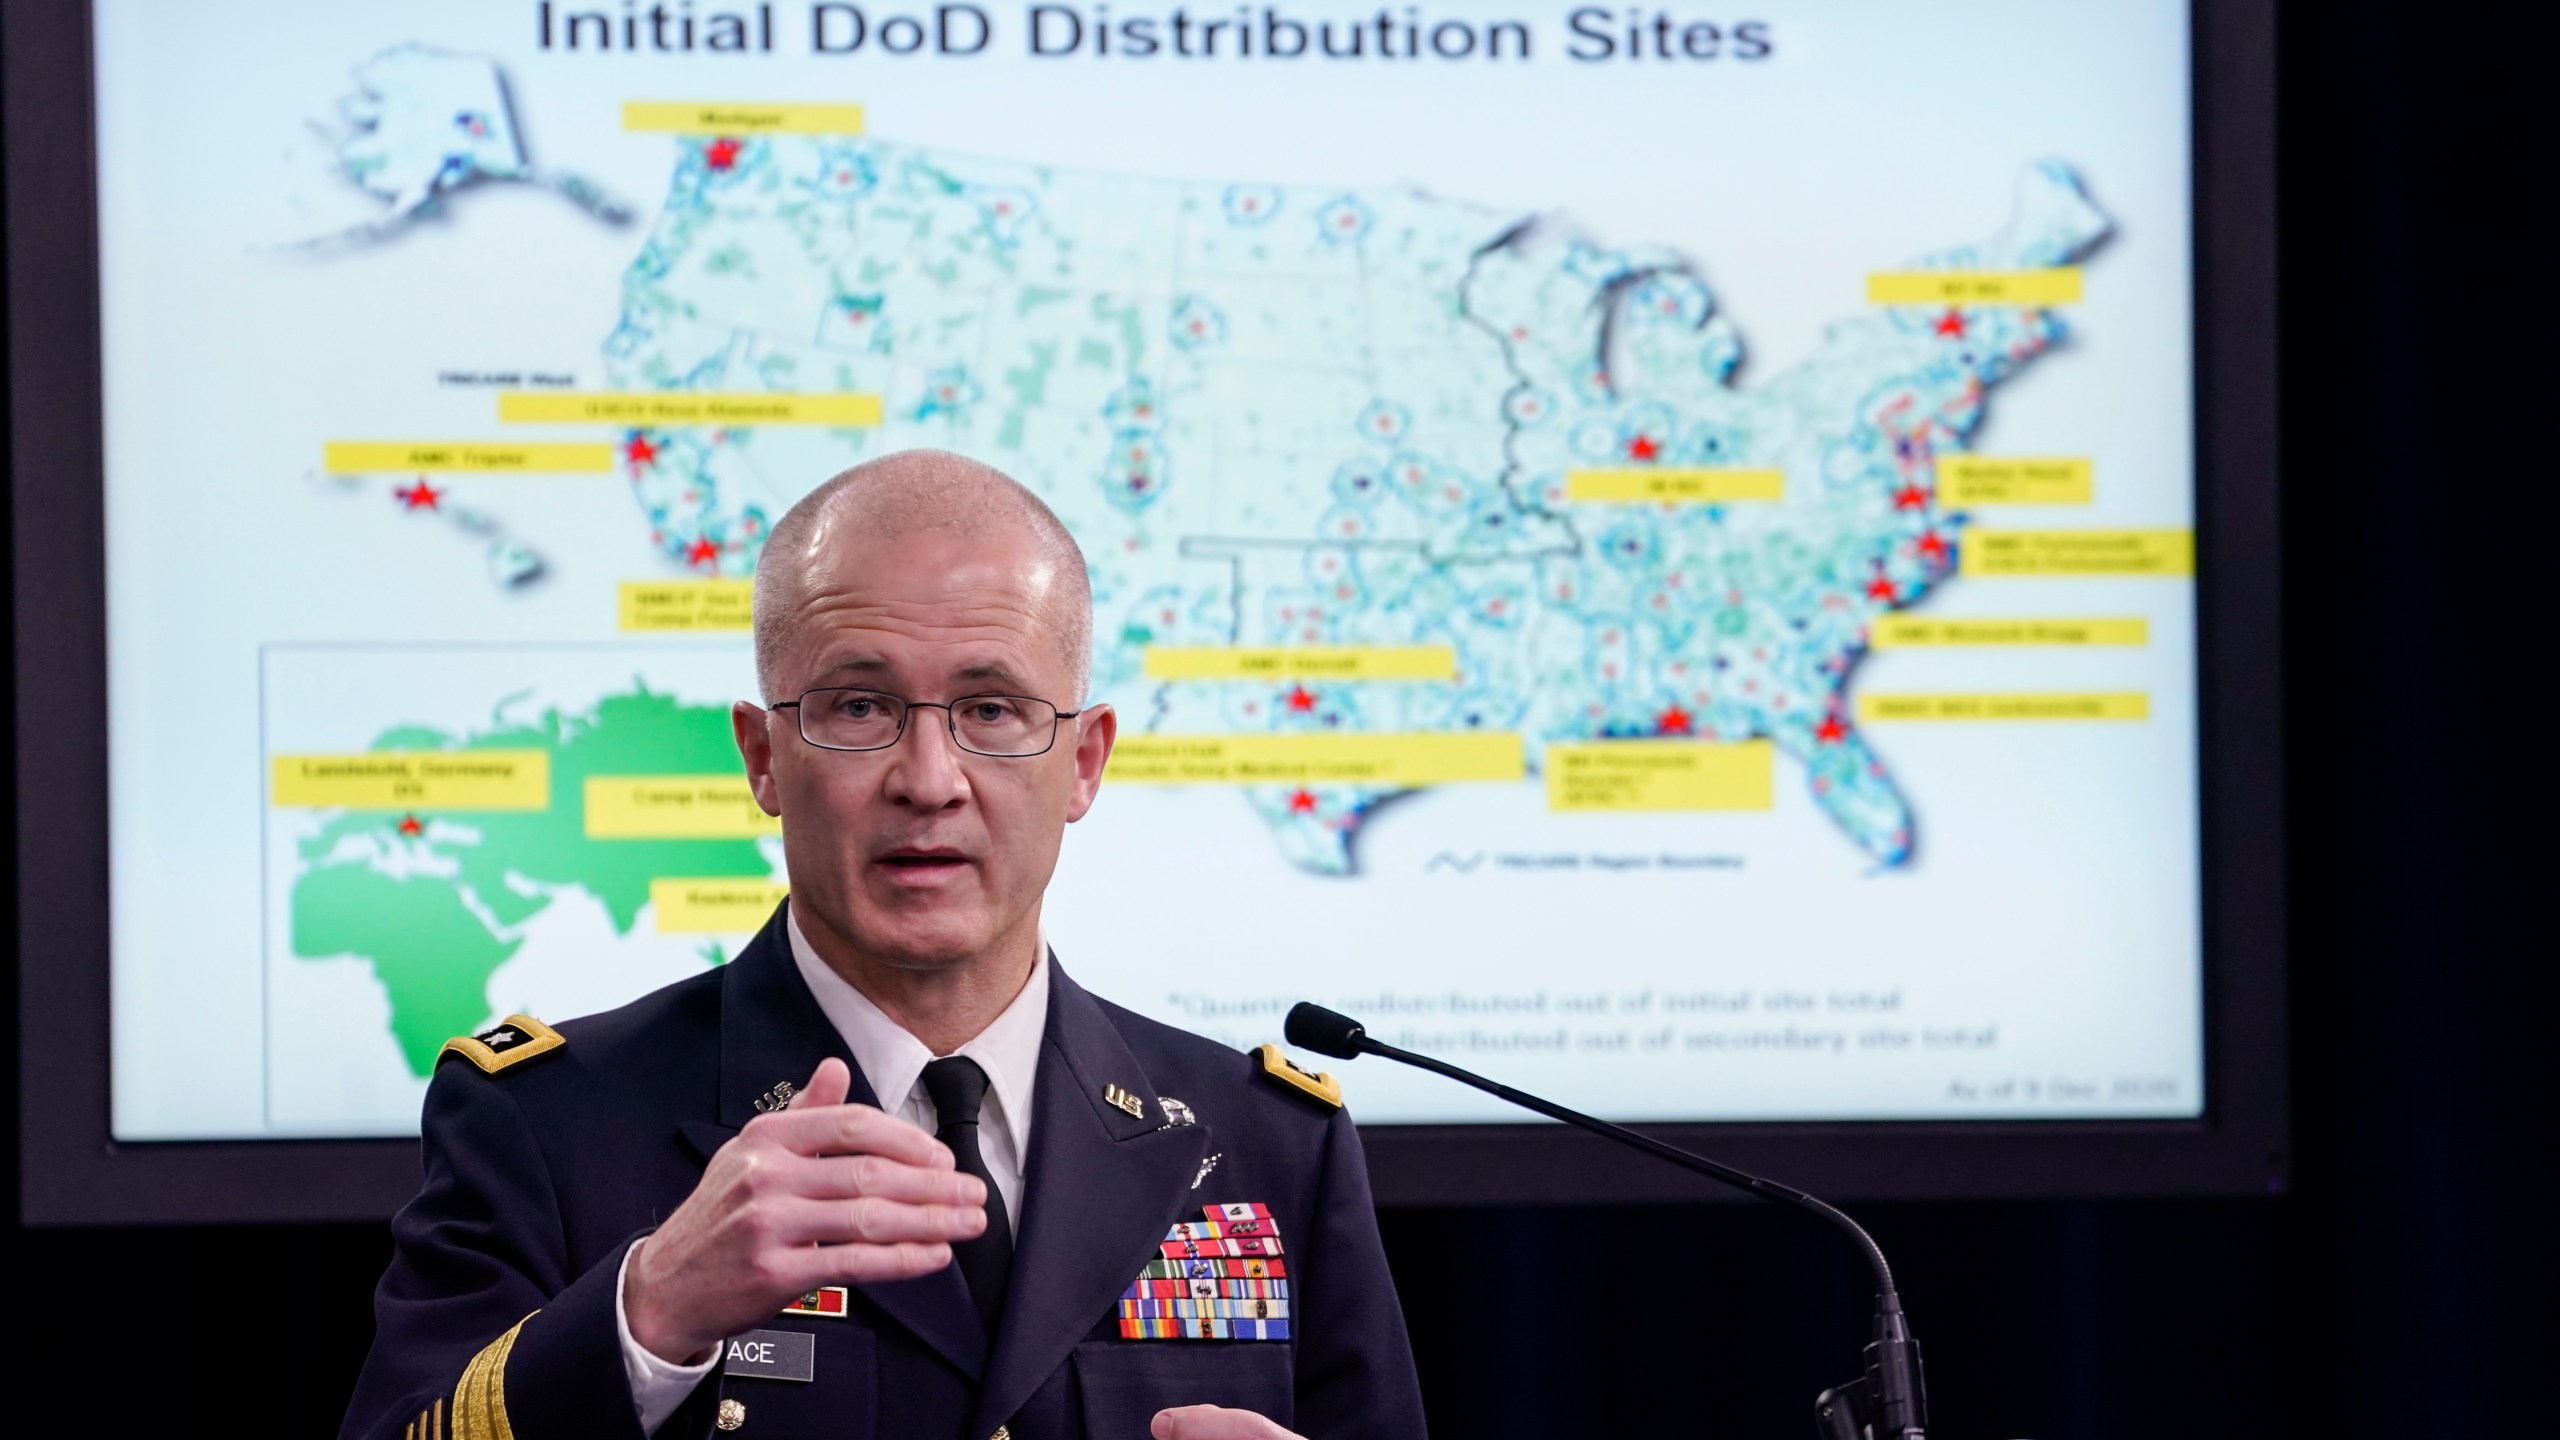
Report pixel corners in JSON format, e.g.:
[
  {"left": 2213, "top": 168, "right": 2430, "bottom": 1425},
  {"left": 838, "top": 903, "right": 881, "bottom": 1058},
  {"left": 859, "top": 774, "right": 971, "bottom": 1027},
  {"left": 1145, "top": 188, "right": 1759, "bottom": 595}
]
[{"left": 882, "top": 707, "right": 971, "bottom": 810}]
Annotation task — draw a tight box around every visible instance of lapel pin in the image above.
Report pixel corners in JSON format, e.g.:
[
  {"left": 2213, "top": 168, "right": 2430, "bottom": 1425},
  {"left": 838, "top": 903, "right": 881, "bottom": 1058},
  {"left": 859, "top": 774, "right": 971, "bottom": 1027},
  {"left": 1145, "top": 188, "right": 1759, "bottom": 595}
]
[
  {"left": 1191, "top": 1151, "right": 1224, "bottom": 1189},
  {"left": 753, "top": 1079, "right": 797, "bottom": 1114},
  {"left": 1156, "top": 1096, "right": 1197, "bottom": 1128},
  {"left": 781, "top": 1286, "right": 850, "bottom": 1319},
  {"left": 1103, "top": 1082, "right": 1146, "bottom": 1119}
]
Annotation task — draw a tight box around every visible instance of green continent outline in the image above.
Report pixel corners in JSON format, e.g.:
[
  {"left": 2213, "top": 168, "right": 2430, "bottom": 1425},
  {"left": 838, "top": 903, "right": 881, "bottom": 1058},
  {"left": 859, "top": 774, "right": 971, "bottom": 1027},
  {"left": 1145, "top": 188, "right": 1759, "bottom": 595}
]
[{"left": 289, "top": 683, "right": 770, "bottom": 1074}]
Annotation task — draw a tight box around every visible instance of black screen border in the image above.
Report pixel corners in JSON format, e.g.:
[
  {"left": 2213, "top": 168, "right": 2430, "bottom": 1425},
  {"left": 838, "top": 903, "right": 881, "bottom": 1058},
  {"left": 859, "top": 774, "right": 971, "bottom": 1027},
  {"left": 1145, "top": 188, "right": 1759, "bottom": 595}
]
[{"left": 12, "top": 0, "right": 2282, "bottom": 1222}]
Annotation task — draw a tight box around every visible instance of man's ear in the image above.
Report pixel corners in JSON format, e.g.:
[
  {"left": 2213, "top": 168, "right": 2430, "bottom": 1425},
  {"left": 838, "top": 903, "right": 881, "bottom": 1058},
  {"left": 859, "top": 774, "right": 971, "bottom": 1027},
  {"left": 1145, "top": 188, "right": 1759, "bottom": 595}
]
[
  {"left": 733, "top": 701, "right": 784, "bottom": 816},
  {"left": 1063, "top": 702, "right": 1116, "bottom": 823}
]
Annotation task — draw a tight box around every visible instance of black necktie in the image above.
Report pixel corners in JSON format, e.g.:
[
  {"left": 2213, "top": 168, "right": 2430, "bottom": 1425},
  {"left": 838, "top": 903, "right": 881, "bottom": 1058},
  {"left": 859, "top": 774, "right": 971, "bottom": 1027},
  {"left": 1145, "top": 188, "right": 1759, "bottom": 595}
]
[{"left": 921, "top": 1056, "right": 1014, "bottom": 1334}]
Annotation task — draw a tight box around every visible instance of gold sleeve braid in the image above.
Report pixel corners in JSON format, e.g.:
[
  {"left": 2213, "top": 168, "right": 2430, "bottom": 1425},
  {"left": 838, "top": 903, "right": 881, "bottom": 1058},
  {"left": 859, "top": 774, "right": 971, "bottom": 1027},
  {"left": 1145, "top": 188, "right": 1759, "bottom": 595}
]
[
  {"left": 406, "top": 1396, "right": 445, "bottom": 1439},
  {"left": 450, "top": 1315, "right": 534, "bottom": 1440}
]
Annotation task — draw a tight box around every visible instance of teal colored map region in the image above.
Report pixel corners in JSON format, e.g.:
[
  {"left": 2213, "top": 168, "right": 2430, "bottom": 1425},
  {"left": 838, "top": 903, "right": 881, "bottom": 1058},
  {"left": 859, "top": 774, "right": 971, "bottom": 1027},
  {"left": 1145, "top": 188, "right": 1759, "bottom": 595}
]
[
  {"left": 592, "top": 129, "right": 2110, "bottom": 875},
  {"left": 289, "top": 686, "right": 765, "bottom": 1073}
]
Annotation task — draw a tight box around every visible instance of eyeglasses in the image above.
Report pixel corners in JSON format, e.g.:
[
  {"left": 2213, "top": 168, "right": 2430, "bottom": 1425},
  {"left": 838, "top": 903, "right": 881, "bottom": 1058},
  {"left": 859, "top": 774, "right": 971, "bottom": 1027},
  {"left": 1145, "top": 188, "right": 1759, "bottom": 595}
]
[{"left": 769, "top": 687, "right": 1082, "bottom": 757}]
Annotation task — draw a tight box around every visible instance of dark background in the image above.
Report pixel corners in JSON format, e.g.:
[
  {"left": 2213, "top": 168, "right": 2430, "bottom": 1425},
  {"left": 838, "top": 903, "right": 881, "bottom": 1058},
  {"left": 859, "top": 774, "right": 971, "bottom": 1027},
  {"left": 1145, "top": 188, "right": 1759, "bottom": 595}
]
[{"left": 7, "top": 3, "right": 2549, "bottom": 1435}]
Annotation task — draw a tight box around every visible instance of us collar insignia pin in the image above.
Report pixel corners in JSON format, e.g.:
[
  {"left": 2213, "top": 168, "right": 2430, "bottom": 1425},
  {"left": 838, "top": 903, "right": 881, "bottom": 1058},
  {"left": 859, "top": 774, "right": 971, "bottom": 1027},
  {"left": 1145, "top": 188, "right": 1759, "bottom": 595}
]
[
  {"left": 754, "top": 1079, "right": 797, "bottom": 1114},
  {"left": 1103, "top": 1082, "right": 1146, "bottom": 1119}
]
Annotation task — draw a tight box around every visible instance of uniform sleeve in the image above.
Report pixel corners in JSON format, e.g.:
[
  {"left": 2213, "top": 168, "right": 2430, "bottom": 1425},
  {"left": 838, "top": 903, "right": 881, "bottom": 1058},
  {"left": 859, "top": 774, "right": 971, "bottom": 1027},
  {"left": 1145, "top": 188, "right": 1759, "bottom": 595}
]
[
  {"left": 337, "top": 1063, "right": 671, "bottom": 1440},
  {"left": 1292, "top": 1106, "right": 1429, "bottom": 1439}
]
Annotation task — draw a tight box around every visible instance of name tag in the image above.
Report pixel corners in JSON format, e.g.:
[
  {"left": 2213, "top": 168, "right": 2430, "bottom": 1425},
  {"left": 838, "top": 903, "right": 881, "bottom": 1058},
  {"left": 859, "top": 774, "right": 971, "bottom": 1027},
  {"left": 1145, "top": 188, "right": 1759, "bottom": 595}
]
[{"left": 723, "top": 1329, "right": 816, "bottom": 1382}]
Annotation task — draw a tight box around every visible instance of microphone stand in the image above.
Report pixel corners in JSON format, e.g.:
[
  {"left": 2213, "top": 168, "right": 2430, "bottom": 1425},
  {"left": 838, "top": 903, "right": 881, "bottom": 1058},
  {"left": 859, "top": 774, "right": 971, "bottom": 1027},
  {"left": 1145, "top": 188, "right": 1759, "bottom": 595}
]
[{"left": 1285, "top": 1003, "right": 1925, "bottom": 1440}]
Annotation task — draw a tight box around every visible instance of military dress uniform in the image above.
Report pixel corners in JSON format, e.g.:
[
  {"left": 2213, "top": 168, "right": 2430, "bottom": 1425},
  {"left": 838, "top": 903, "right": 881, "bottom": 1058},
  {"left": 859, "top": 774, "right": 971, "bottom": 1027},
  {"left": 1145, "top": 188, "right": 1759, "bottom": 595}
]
[{"left": 337, "top": 904, "right": 1426, "bottom": 1440}]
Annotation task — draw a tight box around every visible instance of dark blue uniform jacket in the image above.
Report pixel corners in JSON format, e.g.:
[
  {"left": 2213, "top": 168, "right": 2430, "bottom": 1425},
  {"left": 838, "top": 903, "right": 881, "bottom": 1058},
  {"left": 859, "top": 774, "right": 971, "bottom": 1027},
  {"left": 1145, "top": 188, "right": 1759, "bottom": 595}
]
[{"left": 339, "top": 906, "right": 1425, "bottom": 1440}]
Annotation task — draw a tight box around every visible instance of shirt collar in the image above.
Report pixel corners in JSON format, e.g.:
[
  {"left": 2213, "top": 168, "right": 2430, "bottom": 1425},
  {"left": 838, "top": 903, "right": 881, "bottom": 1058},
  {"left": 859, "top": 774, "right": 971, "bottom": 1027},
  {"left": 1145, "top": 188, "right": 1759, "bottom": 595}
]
[{"left": 784, "top": 907, "right": 1048, "bottom": 1134}]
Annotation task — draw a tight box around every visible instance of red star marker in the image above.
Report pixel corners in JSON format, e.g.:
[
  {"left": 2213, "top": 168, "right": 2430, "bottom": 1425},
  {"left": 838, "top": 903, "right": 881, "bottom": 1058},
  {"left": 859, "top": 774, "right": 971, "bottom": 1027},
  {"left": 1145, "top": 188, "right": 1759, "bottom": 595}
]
[
  {"left": 1934, "top": 310, "right": 1967, "bottom": 338},
  {"left": 1866, "top": 575, "right": 1898, "bottom": 602},
  {"left": 1626, "top": 434, "right": 1661, "bottom": 462},
  {"left": 624, "top": 433, "right": 659, "bottom": 468},
  {"left": 1893, "top": 484, "right": 1930, "bottom": 511},
  {"left": 394, "top": 479, "right": 443, "bottom": 511},
  {"left": 1286, "top": 789, "right": 1318, "bottom": 814},
  {"left": 1284, "top": 685, "right": 1318, "bottom": 714},
  {"left": 704, "top": 137, "right": 743, "bottom": 171},
  {"left": 397, "top": 814, "right": 424, "bottom": 837},
  {"left": 1655, "top": 705, "right": 1694, "bottom": 735},
  {"left": 1816, "top": 715, "right": 1848, "bottom": 745},
  {"left": 686, "top": 537, "right": 722, "bottom": 569},
  {"left": 1917, "top": 532, "right": 1948, "bottom": 562}
]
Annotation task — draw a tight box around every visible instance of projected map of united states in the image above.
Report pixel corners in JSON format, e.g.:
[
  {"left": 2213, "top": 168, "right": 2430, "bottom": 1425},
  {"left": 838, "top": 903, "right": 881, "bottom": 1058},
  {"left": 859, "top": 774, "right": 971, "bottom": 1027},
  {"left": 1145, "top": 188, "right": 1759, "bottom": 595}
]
[
  {"left": 290, "top": 72, "right": 2118, "bottom": 1073},
  {"left": 599, "top": 132, "right": 2109, "bottom": 871}
]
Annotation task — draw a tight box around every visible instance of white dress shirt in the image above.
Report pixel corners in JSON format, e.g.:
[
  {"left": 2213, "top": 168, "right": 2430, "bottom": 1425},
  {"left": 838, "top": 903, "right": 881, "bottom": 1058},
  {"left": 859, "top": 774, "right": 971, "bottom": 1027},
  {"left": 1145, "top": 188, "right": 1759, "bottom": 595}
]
[{"left": 617, "top": 912, "right": 1050, "bottom": 1433}]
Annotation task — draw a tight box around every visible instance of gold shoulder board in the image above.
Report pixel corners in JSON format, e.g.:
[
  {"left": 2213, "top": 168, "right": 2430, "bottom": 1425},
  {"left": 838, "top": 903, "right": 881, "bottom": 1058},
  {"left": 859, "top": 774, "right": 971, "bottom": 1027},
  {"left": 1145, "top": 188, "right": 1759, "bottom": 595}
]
[
  {"left": 439, "top": 1014, "right": 566, "bottom": 1075},
  {"left": 1253, "top": 1043, "right": 1342, "bottom": 1111}
]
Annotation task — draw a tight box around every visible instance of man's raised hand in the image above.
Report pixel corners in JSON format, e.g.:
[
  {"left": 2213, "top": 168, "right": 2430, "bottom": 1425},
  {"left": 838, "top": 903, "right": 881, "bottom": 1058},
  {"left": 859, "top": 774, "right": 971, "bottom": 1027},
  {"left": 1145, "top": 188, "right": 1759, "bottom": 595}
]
[{"left": 623, "top": 1056, "right": 987, "bottom": 1364}]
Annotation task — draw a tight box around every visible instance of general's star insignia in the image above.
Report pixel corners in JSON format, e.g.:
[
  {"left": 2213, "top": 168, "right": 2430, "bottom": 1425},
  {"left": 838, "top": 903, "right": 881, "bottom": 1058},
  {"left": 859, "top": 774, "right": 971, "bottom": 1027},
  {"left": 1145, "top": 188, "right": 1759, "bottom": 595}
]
[{"left": 437, "top": 1014, "right": 565, "bottom": 1075}]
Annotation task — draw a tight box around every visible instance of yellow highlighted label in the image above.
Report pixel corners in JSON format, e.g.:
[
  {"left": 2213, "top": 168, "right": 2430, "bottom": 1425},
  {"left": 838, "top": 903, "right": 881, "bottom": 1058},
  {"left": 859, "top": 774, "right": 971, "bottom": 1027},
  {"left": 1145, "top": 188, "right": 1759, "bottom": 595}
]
[
  {"left": 621, "top": 580, "right": 754, "bottom": 632},
  {"left": 271, "top": 751, "right": 551, "bottom": 809},
  {"left": 1857, "top": 692, "right": 2150, "bottom": 722},
  {"left": 623, "top": 101, "right": 866, "bottom": 135},
  {"left": 1546, "top": 740, "right": 1775, "bottom": 812},
  {"left": 1940, "top": 457, "right": 2093, "bottom": 505},
  {"left": 1143, "top": 646, "right": 1457, "bottom": 681},
  {"left": 1867, "top": 268, "right": 2084, "bottom": 305},
  {"left": 584, "top": 777, "right": 779, "bottom": 839},
  {"left": 1961, "top": 529, "right": 2194, "bottom": 577},
  {"left": 1870, "top": 617, "right": 2148, "bottom": 648},
  {"left": 323, "top": 442, "right": 615, "bottom": 474},
  {"left": 497, "top": 392, "right": 882, "bottom": 427},
  {"left": 1566, "top": 468, "right": 1785, "bottom": 503},
  {"left": 651, "top": 878, "right": 790, "bottom": 933},
  {"left": 1106, "top": 733, "right": 1523, "bottom": 786}
]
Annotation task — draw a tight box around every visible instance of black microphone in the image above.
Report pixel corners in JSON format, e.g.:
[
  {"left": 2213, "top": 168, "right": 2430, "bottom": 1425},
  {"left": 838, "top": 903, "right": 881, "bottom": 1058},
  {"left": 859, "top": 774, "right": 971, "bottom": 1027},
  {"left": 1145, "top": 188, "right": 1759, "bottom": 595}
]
[{"left": 1285, "top": 1002, "right": 1926, "bottom": 1440}]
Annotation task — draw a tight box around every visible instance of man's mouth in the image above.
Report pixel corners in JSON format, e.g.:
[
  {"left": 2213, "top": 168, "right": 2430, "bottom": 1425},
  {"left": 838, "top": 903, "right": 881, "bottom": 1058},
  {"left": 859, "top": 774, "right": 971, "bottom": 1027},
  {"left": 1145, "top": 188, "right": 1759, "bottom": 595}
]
[{"left": 876, "top": 847, "right": 969, "bottom": 871}]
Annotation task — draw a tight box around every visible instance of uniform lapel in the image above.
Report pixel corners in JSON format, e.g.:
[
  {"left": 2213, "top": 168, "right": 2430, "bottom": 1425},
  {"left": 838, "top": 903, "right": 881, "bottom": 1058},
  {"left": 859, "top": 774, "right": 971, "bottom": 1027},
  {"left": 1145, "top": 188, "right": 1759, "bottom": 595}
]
[
  {"left": 971, "top": 961, "right": 1210, "bottom": 1436},
  {"left": 684, "top": 904, "right": 988, "bottom": 1380}
]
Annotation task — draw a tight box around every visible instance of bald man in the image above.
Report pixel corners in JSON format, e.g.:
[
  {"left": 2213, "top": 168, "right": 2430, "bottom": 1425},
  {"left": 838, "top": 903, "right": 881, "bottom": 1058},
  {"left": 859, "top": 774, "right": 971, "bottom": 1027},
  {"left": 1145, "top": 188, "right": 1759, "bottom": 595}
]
[{"left": 339, "top": 451, "right": 1426, "bottom": 1440}]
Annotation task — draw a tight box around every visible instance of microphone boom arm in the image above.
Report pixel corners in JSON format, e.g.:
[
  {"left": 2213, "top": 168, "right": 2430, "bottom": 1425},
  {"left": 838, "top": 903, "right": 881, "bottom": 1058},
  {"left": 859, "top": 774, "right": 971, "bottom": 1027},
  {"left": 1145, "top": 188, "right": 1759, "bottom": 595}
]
[
  {"left": 1286, "top": 1002, "right": 1927, "bottom": 1440},
  {"left": 1375, "top": 1038, "right": 1899, "bottom": 1295}
]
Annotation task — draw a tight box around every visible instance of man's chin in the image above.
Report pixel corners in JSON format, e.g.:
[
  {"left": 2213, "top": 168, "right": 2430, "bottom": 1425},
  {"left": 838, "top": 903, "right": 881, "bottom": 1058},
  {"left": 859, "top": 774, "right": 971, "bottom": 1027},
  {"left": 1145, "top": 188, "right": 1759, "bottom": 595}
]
[{"left": 840, "top": 903, "right": 1005, "bottom": 972}]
